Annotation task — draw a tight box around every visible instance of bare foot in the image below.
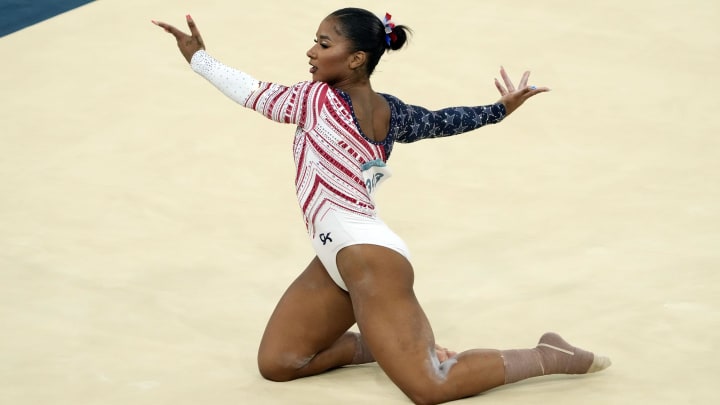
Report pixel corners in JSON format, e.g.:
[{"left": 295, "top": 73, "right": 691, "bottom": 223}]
[{"left": 435, "top": 344, "right": 457, "bottom": 362}]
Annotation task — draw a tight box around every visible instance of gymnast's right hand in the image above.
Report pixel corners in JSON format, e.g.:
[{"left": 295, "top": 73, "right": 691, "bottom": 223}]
[{"left": 152, "top": 14, "right": 205, "bottom": 63}]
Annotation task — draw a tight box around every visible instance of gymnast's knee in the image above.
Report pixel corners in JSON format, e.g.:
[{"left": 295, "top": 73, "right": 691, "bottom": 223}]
[
  {"left": 403, "top": 384, "right": 446, "bottom": 405},
  {"left": 401, "top": 358, "right": 459, "bottom": 405},
  {"left": 257, "top": 350, "right": 310, "bottom": 382}
]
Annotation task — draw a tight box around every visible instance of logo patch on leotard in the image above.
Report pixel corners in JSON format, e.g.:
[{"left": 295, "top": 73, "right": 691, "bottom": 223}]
[{"left": 319, "top": 233, "right": 333, "bottom": 245}]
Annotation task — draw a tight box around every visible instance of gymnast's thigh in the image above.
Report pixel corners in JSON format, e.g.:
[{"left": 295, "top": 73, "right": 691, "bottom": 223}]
[
  {"left": 257, "top": 256, "right": 355, "bottom": 371},
  {"left": 336, "top": 244, "right": 446, "bottom": 399}
]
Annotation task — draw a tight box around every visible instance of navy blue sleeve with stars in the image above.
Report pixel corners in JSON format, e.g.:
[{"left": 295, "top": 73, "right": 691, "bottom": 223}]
[{"left": 383, "top": 94, "right": 507, "bottom": 144}]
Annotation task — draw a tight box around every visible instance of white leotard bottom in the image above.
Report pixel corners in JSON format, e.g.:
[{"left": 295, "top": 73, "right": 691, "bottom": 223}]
[{"left": 311, "top": 210, "right": 410, "bottom": 291}]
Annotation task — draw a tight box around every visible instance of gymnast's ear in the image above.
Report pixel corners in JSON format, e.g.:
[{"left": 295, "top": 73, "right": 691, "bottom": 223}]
[{"left": 349, "top": 51, "right": 367, "bottom": 71}]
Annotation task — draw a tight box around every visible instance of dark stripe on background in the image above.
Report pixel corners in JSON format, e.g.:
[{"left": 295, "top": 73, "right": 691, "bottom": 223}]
[{"left": 0, "top": 0, "right": 96, "bottom": 37}]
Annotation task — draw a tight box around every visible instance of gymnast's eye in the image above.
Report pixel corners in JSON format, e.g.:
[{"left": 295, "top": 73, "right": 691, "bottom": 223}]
[{"left": 313, "top": 38, "right": 329, "bottom": 48}]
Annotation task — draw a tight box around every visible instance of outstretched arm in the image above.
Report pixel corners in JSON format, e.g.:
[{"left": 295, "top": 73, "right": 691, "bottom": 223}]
[
  {"left": 397, "top": 67, "right": 550, "bottom": 143},
  {"left": 394, "top": 102, "right": 506, "bottom": 143},
  {"left": 153, "top": 15, "right": 316, "bottom": 126},
  {"left": 494, "top": 66, "right": 550, "bottom": 116},
  {"left": 153, "top": 15, "right": 260, "bottom": 105},
  {"left": 395, "top": 67, "right": 549, "bottom": 143}
]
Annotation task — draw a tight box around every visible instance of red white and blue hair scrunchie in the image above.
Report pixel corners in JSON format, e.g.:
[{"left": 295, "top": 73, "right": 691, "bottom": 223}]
[{"left": 382, "top": 12, "right": 397, "bottom": 46}]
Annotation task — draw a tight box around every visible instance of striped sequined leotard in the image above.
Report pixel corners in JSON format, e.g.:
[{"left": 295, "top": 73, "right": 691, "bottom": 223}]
[{"left": 190, "top": 50, "right": 506, "bottom": 235}]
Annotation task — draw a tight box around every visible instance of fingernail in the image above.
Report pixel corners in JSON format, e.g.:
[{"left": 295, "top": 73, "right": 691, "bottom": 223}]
[
  {"left": 529, "top": 85, "right": 537, "bottom": 90},
  {"left": 186, "top": 14, "right": 192, "bottom": 21}
]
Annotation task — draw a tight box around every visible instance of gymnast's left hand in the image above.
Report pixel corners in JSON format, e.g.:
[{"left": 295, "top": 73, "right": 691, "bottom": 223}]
[
  {"left": 152, "top": 14, "right": 205, "bottom": 63},
  {"left": 495, "top": 66, "right": 550, "bottom": 116}
]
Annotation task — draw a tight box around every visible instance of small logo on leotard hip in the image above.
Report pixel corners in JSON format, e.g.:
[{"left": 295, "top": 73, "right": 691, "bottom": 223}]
[{"left": 319, "top": 233, "right": 333, "bottom": 245}]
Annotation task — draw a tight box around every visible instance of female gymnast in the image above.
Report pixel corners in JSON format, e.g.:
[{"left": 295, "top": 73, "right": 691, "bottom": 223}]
[{"left": 153, "top": 8, "right": 610, "bottom": 405}]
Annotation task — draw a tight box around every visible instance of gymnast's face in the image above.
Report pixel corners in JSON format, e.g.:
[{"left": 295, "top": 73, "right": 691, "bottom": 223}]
[{"left": 306, "top": 18, "right": 363, "bottom": 85}]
